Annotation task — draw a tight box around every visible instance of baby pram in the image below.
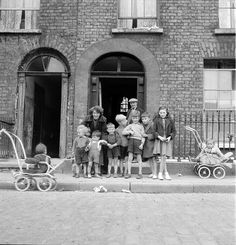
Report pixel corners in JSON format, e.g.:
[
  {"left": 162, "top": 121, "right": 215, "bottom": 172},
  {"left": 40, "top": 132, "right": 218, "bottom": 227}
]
[
  {"left": 184, "top": 126, "right": 233, "bottom": 179},
  {"left": 0, "top": 128, "right": 65, "bottom": 191}
]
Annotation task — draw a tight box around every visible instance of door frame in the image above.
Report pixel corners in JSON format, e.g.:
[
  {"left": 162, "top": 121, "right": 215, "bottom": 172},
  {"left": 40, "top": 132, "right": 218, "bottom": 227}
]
[
  {"left": 89, "top": 75, "right": 145, "bottom": 111},
  {"left": 16, "top": 72, "right": 69, "bottom": 158}
]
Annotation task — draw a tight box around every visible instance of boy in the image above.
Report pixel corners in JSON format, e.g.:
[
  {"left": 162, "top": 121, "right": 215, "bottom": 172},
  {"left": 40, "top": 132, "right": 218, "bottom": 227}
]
[
  {"left": 115, "top": 114, "right": 128, "bottom": 177},
  {"left": 105, "top": 123, "right": 121, "bottom": 178},
  {"left": 141, "top": 112, "right": 157, "bottom": 179},
  {"left": 71, "top": 125, "right": 90, "bottom": 178},
  {"left": 122, "top": 111, "right": 145, "bottom": 179}
]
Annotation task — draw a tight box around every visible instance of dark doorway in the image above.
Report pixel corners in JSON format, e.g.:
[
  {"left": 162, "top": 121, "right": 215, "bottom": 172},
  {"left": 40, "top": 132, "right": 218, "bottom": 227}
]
[
  {"left": 30, "top": 75, "right": 61, "bottom": 157},
  {"left": 100, "top": 77, "right": 137, "bottom": 124}
]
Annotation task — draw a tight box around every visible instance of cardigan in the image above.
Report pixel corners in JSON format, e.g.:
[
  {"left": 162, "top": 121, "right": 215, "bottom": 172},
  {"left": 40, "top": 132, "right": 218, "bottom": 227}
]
[{"left": 152, "top": 117, "right": 176, "bottom": 140}]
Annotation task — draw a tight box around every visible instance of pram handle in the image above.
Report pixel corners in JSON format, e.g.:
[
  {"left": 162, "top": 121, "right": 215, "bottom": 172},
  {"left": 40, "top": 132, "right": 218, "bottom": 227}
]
[{"left": 184, "top": 126, "right": 203, "bottom": 148}]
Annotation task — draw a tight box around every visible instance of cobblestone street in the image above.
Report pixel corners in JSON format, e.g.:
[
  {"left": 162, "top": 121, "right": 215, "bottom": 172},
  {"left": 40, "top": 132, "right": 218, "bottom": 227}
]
[{"left": 0, "top": 191, "right": 235, "bottom": 245}]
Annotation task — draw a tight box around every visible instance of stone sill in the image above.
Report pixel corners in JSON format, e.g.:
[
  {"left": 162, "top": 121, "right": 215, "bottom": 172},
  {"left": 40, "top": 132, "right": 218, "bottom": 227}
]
[
  {"left": 112, "top": 27, "right": 163, "bottom": 34},
  {"left": 0, "top": 29, "right": 41, "bottom": 34},
  {"left": 214, "top": 28, "right": 235, "bottom": 35}
]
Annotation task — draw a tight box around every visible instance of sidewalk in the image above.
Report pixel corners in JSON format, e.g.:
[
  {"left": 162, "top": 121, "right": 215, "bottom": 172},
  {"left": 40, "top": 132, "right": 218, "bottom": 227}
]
[{"left": 0, "top": 171, "right": 235, "bottom": 193}]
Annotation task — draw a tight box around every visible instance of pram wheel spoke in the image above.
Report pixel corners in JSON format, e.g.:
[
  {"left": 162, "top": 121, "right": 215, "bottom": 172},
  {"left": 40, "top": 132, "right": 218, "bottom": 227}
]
[
  {"left": 198, "top": 166, "right": 211, "bottom": 179},
  {"left": 15, "top": 176, "right": 31, "bottom": 191},
  {"left": 36, "top": 177, "right": 52, "bottom": 192},
  {"left": 213, "top": 166, "right": 225, "bottom": 179}
]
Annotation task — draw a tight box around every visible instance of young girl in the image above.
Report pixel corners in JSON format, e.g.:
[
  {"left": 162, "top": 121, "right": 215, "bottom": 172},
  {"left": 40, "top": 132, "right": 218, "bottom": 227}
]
[
  {"left": 153, "top": 106, "right": 176, "bottom": 180},
  {"left": 141, "top": 112, "right": 157, "bottom": 179}
]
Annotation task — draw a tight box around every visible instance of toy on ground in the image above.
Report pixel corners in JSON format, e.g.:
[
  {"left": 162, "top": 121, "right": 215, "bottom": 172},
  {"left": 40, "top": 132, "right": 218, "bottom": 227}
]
[
  {"left": 0, "top": 128, "right": 66, "bottom": 192},
  {"left": 184, "top": 126, "right": 233, "bottom": 179}
]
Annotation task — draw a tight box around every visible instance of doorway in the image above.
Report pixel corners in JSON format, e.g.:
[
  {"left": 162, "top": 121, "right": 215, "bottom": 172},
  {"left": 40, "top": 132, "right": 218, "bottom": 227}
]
[
  {"left": 100, "top": 77, "right": 137, "bottom": 123},
  {"left": 24, "top": 75, "right": 61, "bottom": 157}
]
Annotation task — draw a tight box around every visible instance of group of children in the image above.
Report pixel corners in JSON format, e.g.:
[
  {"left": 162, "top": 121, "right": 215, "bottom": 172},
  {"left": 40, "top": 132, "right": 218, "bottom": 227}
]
[{"left": 71, "top": 105, "right": 177, "bottom": 180}]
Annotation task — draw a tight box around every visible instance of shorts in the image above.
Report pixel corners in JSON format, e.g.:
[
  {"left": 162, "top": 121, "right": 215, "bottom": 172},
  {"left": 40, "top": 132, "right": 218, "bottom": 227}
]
[
  {"left": 107, "top": 146, "right": 120, "bottom": 159},
  {"left": 120, "top": 146, "right": 128, "bottom": 160},
  {"left": 128, "top": 138, "right": 142, "bottom": 155},
  {"left": 75, "top": 147, "right": 88, "bottom": 165},
  {"left": 88, "top": 150, "right": 100, "bottom": 164}
]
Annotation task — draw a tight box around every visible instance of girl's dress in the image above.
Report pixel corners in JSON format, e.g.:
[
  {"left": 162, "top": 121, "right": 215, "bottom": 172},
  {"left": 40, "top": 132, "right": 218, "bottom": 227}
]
[{"left": 153, "top": 116, "right": 176, "bottom": 157}]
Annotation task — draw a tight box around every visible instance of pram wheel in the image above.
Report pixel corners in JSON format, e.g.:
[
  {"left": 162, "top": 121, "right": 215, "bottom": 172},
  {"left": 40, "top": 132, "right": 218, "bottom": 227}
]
[
  {"left": 198, "top": 166, "right": 211, "bottom": 179},
  {"left": 15, "top": 176, "right": 31, "bottom": 191},
  {"left": 213, "top": 166, "right": 225, "bottom": 179},
  {"left": 193, "top": 164, "right": 199, "bottom": 175},
  {"left": 36, "top": 177, "right": 52, "bottom": 192},
  {"left": 50, "top": 178, "right": 57, "bottom": 191}
]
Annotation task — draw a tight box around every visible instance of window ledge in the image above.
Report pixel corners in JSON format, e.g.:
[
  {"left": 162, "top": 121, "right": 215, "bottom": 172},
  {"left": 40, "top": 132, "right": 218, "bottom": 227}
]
[
  {"left": 0, "top": 29, "right": 41, "bottom": 34},
  {"left": 112, "top": 27, "right": 163, "bottom": 34},
  {"left": 214, "top": 28, "right": 235, "bottom": 35}
]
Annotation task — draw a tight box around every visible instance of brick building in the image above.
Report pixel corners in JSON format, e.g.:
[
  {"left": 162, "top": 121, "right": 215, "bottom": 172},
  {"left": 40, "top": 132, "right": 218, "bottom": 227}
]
[{"left": 0, "top": 0, "right": 235, "bottom": 158}]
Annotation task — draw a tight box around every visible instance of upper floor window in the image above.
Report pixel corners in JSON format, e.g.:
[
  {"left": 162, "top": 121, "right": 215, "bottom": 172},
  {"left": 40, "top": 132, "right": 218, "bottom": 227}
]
[
  {"left": 204, "top": 59, "right": 235, "bottom": 110},
  {"left": 219, "top": 0, "right": 236, "bottom": 28},
  {"left": 0, "top": 0, "right": 40, "bottom": 30},
  {"left": 118, "top": 0, "right": 158, "bottom": 29}
]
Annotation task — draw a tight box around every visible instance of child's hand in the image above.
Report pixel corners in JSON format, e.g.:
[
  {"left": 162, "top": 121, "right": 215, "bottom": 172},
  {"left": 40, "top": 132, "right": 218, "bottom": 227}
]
[
  {"left": 139, "top": 144, "right": 143, "bottom": 150},
  {"left": 129, "top": 130, "right": 134, "bottom": 135},
  {"left": 143, "top": 133, "right": 148, "bottom": 138},
  {"left": 166, "top": 137, "right": 171, "bottom": 142},
  {"left": 158, "top": 136, "right": 166, "bottom": 142},
  {"left": 107, "top": 143, "right": 113, "bottom": 149},
  {"left": 85, "top": 147, "right": 89, "bottom": 152}
]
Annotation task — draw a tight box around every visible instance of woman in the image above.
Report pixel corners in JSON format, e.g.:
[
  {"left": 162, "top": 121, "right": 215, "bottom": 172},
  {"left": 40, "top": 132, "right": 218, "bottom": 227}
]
[{"left": 82, "top": 106, "right": 108, "bottom": 174}]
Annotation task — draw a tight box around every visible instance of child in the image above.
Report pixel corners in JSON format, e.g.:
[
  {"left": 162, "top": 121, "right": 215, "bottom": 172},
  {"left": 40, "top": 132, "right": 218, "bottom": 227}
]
[
  {"left": 153, "top": 106, "right": 176, "bottom": 180},
  {"left": 141, "top": 112, "right": 157, "bottom": 179},
  {"left": 122, "top": 110, "right": 145, "bottom": 179},
  {"left": 87, "top": 130, "right": 106, "bottom": 178},
  {"left": 196, "top": 138, "right": 232, "bottom": 167},
  {"left": 115, "top": 114, "right": 129, "bottom": 177},
  {"left": 71, "top": 125, "right": 90, "bottom": 178},
  {"left": 25, "top": 143, "right": 51, "bottom": 173},
  {"left": 105, "top": 123, "right": 121, "bottom": 178}
]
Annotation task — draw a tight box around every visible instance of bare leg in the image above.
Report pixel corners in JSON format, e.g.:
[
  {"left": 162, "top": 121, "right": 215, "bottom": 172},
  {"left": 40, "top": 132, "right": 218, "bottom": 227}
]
[
  {"left": 87, "top": 162, "right": 92, "bottom": 178},
  {"left": 94, "top": 163, "right": 99, "bottom": 177},
  {"left": 107, "top": 158, "right": 112, "bottom": 177},
  {"left": 114, "top": 157, "right": 118, "bottom": 176},
  {"left": 137, "top": 154, "right": 142, "bottom": 175},
  {"left": 83, "top": 163, "right": 87, "bottom": 176},
  {"left": 127, "top": 152, "right": 133, "bottom": 176}
]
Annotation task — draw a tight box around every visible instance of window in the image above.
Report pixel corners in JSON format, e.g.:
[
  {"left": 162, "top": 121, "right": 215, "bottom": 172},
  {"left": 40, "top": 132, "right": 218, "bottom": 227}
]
[
  {"left": 118, "top": 0, "right": 158, "bottom": 29},
  {"left": 0, "top": 0, "right": 40, "bottom": 30},
  {"left": 219, "top": 0, "right": 236, "bottom": 28},
  {"left": 204, "top": 59, "right": 235, "bottom": 110}
]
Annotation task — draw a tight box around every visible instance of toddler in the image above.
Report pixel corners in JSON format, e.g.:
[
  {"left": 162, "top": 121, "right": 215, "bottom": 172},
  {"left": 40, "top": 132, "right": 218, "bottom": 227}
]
[
  {"left": 87, "top": 130, "right": 106, "bottom": 178},
  {"left": 71, "top": 125, "right": 90, "bottom": 178}
]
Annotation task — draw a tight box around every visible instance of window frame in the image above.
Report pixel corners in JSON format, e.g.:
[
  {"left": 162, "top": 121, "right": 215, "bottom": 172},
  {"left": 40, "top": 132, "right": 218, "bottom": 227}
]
[{"left": 218, "top": 0, "right": 236, "bottom": 29}]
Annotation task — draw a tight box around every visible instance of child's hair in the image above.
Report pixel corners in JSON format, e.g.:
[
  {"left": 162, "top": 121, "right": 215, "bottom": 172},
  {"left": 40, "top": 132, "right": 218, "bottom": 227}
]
[
  {"left": 141, "top": 112, "right": 151, "bottom": 118},
  {"left": 91, "top": 130, "right": 101, "bottom": 138},
  {"left": 77, "top": 125, "right": 89, "bottom": 135},
  {"left": 107, "top": 122, "right": 115, "bottom": 128},
  {"left": 115, "top": 114, "right": 126, "bottom": 123},
  {"left": 153, "top": 106, "right": 170, "bottom": 120},
  {"left": 35, "top": 143, "right": 47, "bottom": 154},
  {"left": 206, "top": 138, "right": 215, "bottom": 145},
  {"left": 131, "top": 110, "right": 140, "bottom": 118}
]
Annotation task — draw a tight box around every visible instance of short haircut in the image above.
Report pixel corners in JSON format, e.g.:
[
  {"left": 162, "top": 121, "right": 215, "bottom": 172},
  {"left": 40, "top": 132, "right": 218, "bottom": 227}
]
[
  {"left": 115, "top": 114, "right": 126, "bottom": 122},
  {"left": 89, "top": 105, "right": 104, "bottom": 115},
  {"left": 35, "top": 143, "right": 47, "bottom": 154},
  {"left": 92, "top": 130, "right": 101, "bottom": 138},
  {"left": 206, "top": 138, "right": 215, "bottom": 145},
  {"left": 141, "top": 112, "right": 151, "bottom": 118},
  {"left": 107, "top": 123, "right": 115, "bottom": 128},
  {"left": 131, "top": 110, "right": 140, "bottom": 118}
]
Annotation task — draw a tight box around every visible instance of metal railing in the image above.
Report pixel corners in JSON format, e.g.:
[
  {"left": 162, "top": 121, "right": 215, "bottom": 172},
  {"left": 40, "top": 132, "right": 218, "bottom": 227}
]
[
  {"left": 0, "top": 118, "right": 15, "bottom": 158},
  {"left": 0, "top": 9, "right": 39, "bottom": 30}
]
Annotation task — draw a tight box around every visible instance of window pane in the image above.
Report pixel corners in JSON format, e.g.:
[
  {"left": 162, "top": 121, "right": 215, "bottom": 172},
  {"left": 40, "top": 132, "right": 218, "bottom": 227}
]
[
  {"left": 119, "top": 0, "right": 132, "bottom": 17},
  {"left": 205, "top": 91, "right": 218, "bottom": 100},
  {"left": 219, "top": 0, "right": 231, "bottom": 8},
  {"left": 219, "top": 9, "right": 231, "bottom": 28},
  {"left": 145, "top": 0, "right": 157, "bottom": 17},
  {"left": 204, "top": 71, "right": 218, "bottom": 90},
  {"left": 120, "top": 56, "right": 143, "bottom": 71},
  {"left": 205, "top": 101, "right": 217, "bottom": 109},
  {"left": 231, "top": 9, "right": 236, "bottom": 28},
  {"left": 218, "top": 91, "right": 232, "bottom": 109},
  {"left": 46, "top": 57, "right": 65, "bottom": 72},
  {"left": 233, "top": 91, "right": 236, "bottom": 108},
  {"left": 136, "top": 0, "right": 144, "bottom": 18},
  {"left": 218, "top": 71, "right": 232, "bottom": 90},
  {"left": 93, "top": 57, "right": 118, "bottom": 71}
]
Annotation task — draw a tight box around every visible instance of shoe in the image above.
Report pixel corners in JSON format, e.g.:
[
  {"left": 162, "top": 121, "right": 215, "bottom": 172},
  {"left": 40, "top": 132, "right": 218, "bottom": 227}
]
[
  {"left": 125, "top": 174, "right": 131, "bottom": 179},
  {"left": 158, "top": 172, "right": 164, "bottom": 180},
  {"left": 83, "top": 174, "right": 87, "bottom": 178},
  {"left": 87, "top": 174, "right": 92, "bottom": 178},
  {"left": 148, "top": 174, "right": 153, "bottom": 178},
  {"left": 113, "top": 174, "right": 118, "bottom": 178},
  {"left": 152, "top": 175, "right": 158, "bottom": 179},
  {"left": 106, "top": 174, "right": 111, "bottom": 178},
  {"left": 72, "top": 173, "right": 76, "bottom": 177},
  {"left": 94, "top": 174, "right": 101, "bottom": 178},
  {"left": 164, "top": 172, "right": 172, "bottom": 180},
  {"left": 136, "top": 174, "right": 143, "bottom": 179},
  {"left": 75, "top": 174, "right": 80, "bottom": 178},
  {"left": 118, "top": 173, "right": 123, "bottom": 177}
]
